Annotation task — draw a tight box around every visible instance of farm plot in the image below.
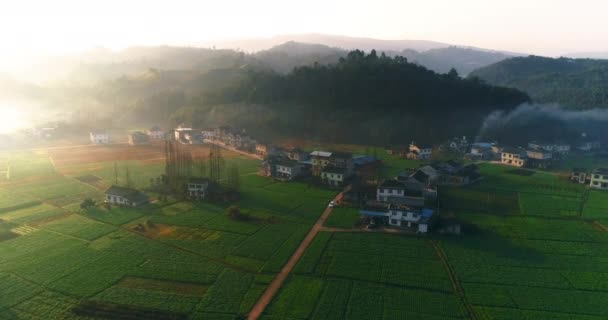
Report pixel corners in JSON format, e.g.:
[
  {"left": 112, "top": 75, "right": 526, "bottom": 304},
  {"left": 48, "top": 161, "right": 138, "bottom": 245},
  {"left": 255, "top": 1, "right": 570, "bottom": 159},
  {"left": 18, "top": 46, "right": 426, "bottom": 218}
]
[
  {"left": 582, "top": 190, "right": 608, "bottom": 219},
  {"left": 263, "top": 232, "right": 466, "bottom": 320},
  {"left": 439, "top": 186, "right": 520, "bottom": 214},
  {"left": 442, "top": 212, "right": 608, "bottom": 319},
  {"left": 323, "top": 206, "right": 361, "bottom": 229},
  {"left": 5, "top": 151, "right": 57, "bottom": 180},
  {"left": 41, "top": 214, "right": 117, "bottom": 240},
  {"left": 0, "top": 203, "right": 67, "bottom": 224},
  {"left": 0, "top": 145, "right": 338, "bottom": 319},
  {"left": 518, "top": 192, "right": 583, "bottom": 217}
]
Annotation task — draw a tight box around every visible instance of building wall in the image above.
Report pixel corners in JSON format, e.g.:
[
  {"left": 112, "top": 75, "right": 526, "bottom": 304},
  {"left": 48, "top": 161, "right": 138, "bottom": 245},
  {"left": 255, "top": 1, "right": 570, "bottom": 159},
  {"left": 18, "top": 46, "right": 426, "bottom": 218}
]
[
  {"left": 377, "top": 188, "right": 405, "bottom": 201},
  {"left": 321, "top": 172, "right": 344, "bottom": 186},
  {"left": 105, "top": 194, "right": 131, "bottom": 206},
  {"left": 590, "top": 174, "right": 608, "bottom": 190},
  {"left": 90, "top": 134, "right": 110, "bottom": 144},
  {"left": 501, "top": 153, "right": 525, "bottom": 167}
]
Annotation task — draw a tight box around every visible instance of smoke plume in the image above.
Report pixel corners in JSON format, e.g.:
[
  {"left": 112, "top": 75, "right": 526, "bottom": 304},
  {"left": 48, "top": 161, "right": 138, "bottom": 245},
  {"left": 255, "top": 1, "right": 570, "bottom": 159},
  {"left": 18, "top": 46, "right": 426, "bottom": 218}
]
[{"left": 478, "top": 103, "right": 608, "bottom": 145}]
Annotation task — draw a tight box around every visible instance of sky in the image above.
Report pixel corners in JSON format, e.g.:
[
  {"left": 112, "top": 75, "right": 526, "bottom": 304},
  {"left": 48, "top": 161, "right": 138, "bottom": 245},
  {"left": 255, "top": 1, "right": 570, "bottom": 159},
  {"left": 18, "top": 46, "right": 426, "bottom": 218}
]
[{"left": 1, "top": 0, "right": 607, "bottom": 66}]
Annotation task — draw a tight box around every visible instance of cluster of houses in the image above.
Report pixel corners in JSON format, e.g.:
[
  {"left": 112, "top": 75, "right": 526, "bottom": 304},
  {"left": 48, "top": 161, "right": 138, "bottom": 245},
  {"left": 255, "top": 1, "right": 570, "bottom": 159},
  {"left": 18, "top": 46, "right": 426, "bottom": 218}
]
[
  {"left": 344, "top": 160, "right": 479, "bottom": 233},
  {"left": 258, "top": 147, "right": 362, "bottom": 187}
]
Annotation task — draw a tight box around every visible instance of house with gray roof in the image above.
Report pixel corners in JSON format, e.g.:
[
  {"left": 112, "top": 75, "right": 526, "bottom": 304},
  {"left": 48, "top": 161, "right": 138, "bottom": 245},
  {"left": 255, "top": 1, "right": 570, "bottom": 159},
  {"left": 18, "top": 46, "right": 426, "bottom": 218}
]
[{"left": 104, "top": 186, "right": 148, "bottom": 207}]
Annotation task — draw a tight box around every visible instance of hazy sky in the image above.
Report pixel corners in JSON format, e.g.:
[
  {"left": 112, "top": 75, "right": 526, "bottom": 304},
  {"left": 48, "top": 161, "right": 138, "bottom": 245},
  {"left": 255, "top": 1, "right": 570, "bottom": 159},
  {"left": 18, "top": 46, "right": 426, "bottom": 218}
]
[{"left": 1, "top": 0, "right": 607, "bottom": 62}]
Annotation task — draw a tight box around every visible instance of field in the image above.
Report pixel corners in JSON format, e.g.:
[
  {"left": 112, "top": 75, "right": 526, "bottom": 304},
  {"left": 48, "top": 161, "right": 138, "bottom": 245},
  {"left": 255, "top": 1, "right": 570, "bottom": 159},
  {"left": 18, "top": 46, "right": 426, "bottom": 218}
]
[
  {"left": 435, "top": 163, "right": 608, "bottom": 320},
  {"left": 260, "top": 161, "right": 608, "bottom": 319},
  {"left": 3, "top": 140, "right": 608, "bottom": 320},
  {"left": 264, "top": 232, "right": 467, "bottom": 320},
  {"left": 0, "top": 143, "right": 335, "bottom": 319}
]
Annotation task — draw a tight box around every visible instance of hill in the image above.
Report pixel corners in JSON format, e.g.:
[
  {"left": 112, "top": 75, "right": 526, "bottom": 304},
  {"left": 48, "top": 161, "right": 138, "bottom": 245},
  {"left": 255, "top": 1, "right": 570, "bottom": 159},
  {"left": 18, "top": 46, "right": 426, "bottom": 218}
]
[
  {"left": 400, "top": 46, "right": 516, "bottom": 75},
  {"left": 202, "top": 33, "right": 450, "bottom": 52},
  {"left": 469, "top": 56, "right": 608, "bottom": 109},
  {"left": 193, "top": 50, "right": 529, "bottom": 144}
]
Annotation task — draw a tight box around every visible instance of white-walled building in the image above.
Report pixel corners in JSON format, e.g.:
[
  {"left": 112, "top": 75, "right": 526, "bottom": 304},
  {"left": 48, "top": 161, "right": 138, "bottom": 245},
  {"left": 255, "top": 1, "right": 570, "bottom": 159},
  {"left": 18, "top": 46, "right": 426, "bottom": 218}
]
[
  {"left": 275, "top": 160, "right": 302, "bottom": 181},
  {"left": 321, "top": 167, "right": 346, "bottom": 187},
  {"left": 104, "top": 186, "right": 148, "bottom": 207},
  {"left": 590, "top": 168, "right": 608, "bottom": 190},
  {"left": 90, "top": 131, "right": 110, "bottom": 144}
]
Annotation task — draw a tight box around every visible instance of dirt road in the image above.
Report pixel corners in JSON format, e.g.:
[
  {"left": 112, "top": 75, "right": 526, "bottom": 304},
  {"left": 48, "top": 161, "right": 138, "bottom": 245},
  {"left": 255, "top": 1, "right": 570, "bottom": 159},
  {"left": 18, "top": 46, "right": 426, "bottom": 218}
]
[
  {"left": 204, "top": 139, "right": 263, "bottom": 160},
  {"left": 247, "top": 190, "right": 344, "bottom": 320}
]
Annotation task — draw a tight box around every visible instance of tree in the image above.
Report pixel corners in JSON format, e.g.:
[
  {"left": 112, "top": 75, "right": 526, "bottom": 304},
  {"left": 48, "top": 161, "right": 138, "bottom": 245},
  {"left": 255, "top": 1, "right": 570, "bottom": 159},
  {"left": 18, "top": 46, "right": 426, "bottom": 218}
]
[
  {"left": 80, "top": 198, "right": 96, "bottom": 210},
  {"left": 447, "top": 68, "right": 459, "bottom": 79}
]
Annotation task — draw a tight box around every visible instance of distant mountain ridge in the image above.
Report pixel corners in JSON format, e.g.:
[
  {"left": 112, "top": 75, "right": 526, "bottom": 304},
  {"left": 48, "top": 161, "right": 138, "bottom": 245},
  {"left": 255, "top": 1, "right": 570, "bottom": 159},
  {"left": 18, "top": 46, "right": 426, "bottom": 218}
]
[
  {"left": 201, "top": 33, "right": 451, "bottom": 52},
  {"left": 469, "top": 55, "right": 608, "bottom": 109}
]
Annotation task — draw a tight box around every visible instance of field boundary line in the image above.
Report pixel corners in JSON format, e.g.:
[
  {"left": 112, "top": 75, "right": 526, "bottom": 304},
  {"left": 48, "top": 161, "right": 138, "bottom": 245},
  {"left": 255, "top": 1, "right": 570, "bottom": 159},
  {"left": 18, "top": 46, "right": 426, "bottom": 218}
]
[
  {"left": 593, "top": 221, "right": 608, "bottom": 232},
  {"left": 430, "top": 240, "right": 478, "bottom": 320}
]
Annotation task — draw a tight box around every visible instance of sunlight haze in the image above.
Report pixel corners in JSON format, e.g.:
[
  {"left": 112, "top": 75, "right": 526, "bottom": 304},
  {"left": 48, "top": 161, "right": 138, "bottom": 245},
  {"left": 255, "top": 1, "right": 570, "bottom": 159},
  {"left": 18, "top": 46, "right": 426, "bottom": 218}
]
[{"left": 1, "top": 0, "right": 607, "bottom": 68}]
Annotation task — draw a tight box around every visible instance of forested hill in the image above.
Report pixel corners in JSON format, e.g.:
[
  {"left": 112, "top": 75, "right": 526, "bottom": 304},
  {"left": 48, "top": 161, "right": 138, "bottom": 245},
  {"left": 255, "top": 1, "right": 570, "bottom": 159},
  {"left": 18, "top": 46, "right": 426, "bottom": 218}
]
[
  {"left": 195, "top": 50, "right": 529, "bottom": 144},
  {"left": 469, "top": 56, "right": 608, "bottom": 109}
]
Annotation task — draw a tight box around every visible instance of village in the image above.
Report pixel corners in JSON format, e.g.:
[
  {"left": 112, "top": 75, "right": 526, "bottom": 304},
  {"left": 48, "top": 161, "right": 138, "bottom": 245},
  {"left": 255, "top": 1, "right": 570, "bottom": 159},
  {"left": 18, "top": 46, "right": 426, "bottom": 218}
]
[{"left": 76, "top": 123, "right": 608, "bottom": 236}]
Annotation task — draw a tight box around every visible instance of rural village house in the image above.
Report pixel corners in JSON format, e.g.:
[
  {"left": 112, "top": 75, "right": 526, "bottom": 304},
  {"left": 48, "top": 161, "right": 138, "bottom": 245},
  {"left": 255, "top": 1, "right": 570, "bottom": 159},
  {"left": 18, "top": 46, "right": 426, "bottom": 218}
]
[
  {"left": 187, "top": 178, "right": 210, "bottom": 200},
  {"left": 275, "top": 159, "right": 303, "bottom": 181},
  {"left": 590, "top": 168, "right": 608, "bottom": 190},
  {"left": 528, "top": 141, "right": 570, "bottom": 155},
  {"left": 255, "top": 143, "right": 277, "bottom": 157},
  {"left": 501, "top": 147, "right": 527, "bottom": 167},
  {"left": 286, "top": 148, "right": 309, "bottom": 161},
  {"left": 468, "top": 142, "right": 497, "bottom": 160},
  {"left": 570, "top": 168, "right": 588, "bottom": 184},
  {"left": 90, "top": 131, "right": 110, "bottom": 144},
  {"left": 360, "top": 179, "right": 432, "bottom": 232},
  {"left": 407, "top": 142, "right": 433, "bottom": 160},
  {"left": 525, "top": 149, "right": 553, "bottom": 168},
  {"left": 321, "top": 166, "right": 347, "bottom": 187},
  {"left": 128, "top": 132, "right": 150, "bottom": 145},
  {"left": 104, "top": 185, "right": 148, "bottom": 207}
]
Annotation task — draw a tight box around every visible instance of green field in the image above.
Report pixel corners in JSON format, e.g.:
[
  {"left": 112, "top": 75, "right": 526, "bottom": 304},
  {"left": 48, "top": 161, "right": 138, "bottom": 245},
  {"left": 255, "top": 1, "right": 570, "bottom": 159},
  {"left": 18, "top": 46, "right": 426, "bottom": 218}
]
[
  {"left": 0, "top": 144, "right": 335, "bottom": 319},
  {"left": 261, "top": 162, "right": 608, "bottom": 320},
  {"left": 264, "top": 232, "right": 467, "bottom": 320},
  {"left": 3, "top": 144, "right": 608, "bottom": 320}
]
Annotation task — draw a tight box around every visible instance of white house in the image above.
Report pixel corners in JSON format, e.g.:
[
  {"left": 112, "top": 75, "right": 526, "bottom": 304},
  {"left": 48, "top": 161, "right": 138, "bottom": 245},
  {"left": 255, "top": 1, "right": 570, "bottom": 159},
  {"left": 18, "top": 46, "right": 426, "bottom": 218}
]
[
  {"left": 187, "top": 178, "right": 210, "bottom": 200},
  {"left": 501, "top": 148, "right": 526, "bottom": 167},
  {"left": 147, "top": 126, "right": 165, "bottom": 140},
  {"left": 376, "top": 179, "right": 426, "bottom": 207},
  {"left": 104, "top": 186, "right": 148, "bottom": 207},
  {"left": 275, "top": 160, "right": 302, "bottom": 181},
  {"left": 360, "top": 204, "right": 433, "bottom": 233},
  {"left": 407, "top": 142, "right": 433, "bottom": 160},
  {"left": 570, "top": 168, "right": 587, "bottom": 184},
  {"left": 590, "top": 168, "right": 608, "bottom": 190},
  {"left": 90, "top": 131, "right": 110, "bottom": 144}
]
